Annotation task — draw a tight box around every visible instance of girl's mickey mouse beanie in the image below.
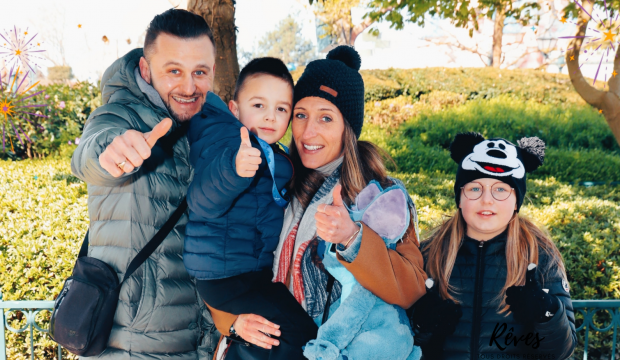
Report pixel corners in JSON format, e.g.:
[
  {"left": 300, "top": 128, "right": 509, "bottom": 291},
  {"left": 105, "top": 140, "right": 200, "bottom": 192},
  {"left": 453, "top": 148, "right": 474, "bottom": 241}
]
[{"left": 449, "top": 132, "right": 546, "bottom": 212}]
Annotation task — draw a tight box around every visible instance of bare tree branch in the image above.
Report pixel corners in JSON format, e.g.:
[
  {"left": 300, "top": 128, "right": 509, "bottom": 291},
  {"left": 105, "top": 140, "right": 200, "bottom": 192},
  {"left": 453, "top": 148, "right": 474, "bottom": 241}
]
[
  {"left": 567, "top": 1, "right": 605, "bottom": 108},
  {"left": 608, "top": 41, "right": 620, "bottom": 97}
]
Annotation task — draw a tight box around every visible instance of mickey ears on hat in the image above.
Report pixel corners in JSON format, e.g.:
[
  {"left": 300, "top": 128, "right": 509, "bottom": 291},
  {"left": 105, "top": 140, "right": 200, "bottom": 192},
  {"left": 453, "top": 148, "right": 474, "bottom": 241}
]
[
  {"left": 517, "top": 136, "right": 546, "bottom": 172},
  {"left": 449, "top": 132, "right": 486, "bottom": 164},
  {"left": 326, "top": 45, "right": 362, "bottom": 71}
]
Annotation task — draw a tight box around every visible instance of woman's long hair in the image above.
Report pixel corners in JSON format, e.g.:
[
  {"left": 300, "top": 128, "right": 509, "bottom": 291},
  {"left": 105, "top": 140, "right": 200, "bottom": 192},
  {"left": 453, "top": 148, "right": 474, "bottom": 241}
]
[
  {"left": 288, "top": 119, "right": 394, "bottom": 209},
  {"left": 423, "top": 209, "right": 567, "bottom": 310}
]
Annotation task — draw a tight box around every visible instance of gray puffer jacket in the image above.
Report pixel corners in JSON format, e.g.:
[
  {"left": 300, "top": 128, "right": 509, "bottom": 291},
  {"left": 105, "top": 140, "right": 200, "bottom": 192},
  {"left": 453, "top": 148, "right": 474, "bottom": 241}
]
[{"left": 71, "top": 48, "right": 219, "bottom": 359}]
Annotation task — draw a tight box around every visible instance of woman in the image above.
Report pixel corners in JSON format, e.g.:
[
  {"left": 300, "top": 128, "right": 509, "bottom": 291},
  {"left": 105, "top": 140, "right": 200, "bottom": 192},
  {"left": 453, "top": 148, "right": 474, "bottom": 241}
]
[
  {"left": 408, "top": 133, "right": 576, "bottom": 359},
  {"left": 208, "top": 46, "right": 427, "bottom": 359}
]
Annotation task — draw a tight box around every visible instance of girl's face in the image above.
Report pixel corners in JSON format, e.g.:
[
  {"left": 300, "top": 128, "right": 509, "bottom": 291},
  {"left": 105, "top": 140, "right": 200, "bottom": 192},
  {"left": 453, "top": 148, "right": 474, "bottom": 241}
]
[
  {"left": 459, "top": 178, "right": 517, "bottom": 241},
  {"left": 292, "top": 96, "right": 345, "bottom": 169}
]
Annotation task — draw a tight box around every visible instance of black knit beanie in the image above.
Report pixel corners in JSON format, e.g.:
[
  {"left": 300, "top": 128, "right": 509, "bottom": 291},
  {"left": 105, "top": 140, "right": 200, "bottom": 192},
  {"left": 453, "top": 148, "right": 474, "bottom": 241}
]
[
  {"left": 293, "top": 46, "right": 365, "bottom": 138},
  {"left": 449, "top": 132, "right": 546, "bottom": 212}
]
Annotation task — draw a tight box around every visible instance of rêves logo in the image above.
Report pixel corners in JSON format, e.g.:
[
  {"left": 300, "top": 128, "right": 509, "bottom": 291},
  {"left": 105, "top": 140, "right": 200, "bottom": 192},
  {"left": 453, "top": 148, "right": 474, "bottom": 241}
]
[{"left": 489, "top": 323, "right": 545, "bottom": 351}]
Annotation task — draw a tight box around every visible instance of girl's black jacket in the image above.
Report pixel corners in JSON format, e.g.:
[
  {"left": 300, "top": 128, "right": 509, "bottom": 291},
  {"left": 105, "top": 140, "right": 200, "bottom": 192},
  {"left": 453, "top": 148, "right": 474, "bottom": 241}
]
[{"left": 417, "top": 232, "right": 576, "bottom": 360}]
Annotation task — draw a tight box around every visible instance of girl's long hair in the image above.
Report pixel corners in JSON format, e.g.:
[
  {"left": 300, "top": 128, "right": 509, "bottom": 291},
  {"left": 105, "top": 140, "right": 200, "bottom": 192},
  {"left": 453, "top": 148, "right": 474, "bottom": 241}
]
[
  {"left": 288, "top": 120, "right": 394, "bottom": 209},
  {"left": 423, "top": 209, "right": 567, "bottom": 310}
]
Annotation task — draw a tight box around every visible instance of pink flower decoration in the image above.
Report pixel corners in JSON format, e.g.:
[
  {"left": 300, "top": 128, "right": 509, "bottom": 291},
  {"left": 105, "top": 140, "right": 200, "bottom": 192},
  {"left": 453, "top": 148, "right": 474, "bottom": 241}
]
[
  {"left": 59, "top": 101, "right": 66, "bottom": 109},
  {"left": 75, "top": 137, "right": 80, "bottom": 145},
  {"left": 68, "top": 141, "right": 72, "bottom": 145},
  {"left": 45, "top": 94, "right": 50, "bottom": 99}
]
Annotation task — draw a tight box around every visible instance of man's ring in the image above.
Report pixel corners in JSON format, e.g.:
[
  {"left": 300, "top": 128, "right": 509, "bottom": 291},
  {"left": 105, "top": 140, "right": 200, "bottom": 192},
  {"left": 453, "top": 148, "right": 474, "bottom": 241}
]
[{"left": 117, "top": 161, "right": 127, "bottom": 169}]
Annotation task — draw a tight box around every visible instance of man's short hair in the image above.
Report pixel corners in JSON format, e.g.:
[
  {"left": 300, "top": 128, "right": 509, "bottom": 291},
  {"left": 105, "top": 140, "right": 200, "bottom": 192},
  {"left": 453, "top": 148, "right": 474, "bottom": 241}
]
[
  {"left": 144, "top": 9, "right": 215, "bottom": 60},
  {"left": 234, "top": 57, "right": 294, "bottom": 101}
]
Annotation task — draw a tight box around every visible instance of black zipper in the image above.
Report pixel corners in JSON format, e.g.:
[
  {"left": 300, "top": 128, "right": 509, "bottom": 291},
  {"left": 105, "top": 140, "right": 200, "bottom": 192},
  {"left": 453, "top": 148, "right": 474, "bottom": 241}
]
[{"left": 470, "top": 240, "right": 486, "bottom": 359}]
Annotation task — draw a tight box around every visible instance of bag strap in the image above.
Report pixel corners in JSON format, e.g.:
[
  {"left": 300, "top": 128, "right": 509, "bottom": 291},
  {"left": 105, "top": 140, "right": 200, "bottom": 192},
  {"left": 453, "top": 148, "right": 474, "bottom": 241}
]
[
  {"left": 121, "top": 198, "right": 187, "bottom": 284},
  {"left": 76, "top": 198, "right": 188, "bottom": 285},
  {"left": 321, "top": 273, "right": 335, "bottom": 325},
  {"left": 78, "top": 231, "right": 90, "bottom": 258}
]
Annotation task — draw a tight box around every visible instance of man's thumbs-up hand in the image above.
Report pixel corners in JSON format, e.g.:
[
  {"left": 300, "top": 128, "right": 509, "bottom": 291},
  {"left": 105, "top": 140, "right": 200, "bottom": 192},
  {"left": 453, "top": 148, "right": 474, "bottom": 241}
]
[
  {"left": 99, "top": 117, "right": 173, "bottom": 178},
  {"left": 235, "top": 127, "right": 262, "bottom": 178},
  {"left": 315, "top": 184, "right": 360, "bottom": 245}
]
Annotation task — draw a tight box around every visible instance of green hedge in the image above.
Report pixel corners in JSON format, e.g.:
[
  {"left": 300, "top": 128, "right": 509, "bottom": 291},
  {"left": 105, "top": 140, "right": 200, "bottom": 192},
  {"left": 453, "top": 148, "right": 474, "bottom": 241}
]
[
  {"left": 362, "top": 95, "right": 620, "bottom": 182},
  {"left": 1, "top": 159, "right": 619, "bottom": 358},
  {"left": 359, "top": 67, "right": 606, "bottom": 105},
  {"left": 0, "top": 159, "right": 86, "bottom": 359},
  {"left": 297, "top": 66, "right": 598, "bottom": 104}
]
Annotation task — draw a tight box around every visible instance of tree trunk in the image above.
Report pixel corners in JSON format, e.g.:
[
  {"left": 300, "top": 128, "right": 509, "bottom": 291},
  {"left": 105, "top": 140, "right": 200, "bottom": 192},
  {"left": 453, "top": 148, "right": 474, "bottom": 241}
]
[
  {"left": 188, "top": 0, "right": 239, "bottom": 103},
  {"left": 491, "top": 5, "right": 506, "bottom": 68},
  {"left": 567, "top": 0, "right": 620, "bottom": 146}
]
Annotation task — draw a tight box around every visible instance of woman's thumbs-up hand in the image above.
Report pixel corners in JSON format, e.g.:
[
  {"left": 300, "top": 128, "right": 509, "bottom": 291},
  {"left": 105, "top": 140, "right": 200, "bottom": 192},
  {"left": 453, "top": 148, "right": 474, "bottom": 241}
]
[
  {"left": 315, "top": 184, "right": 360, "bottom": 245},
  {"left": 506, "top": 263, "right": 559, "bottom": 324},
  {"left": 235, "top": 127, "right": 262, "bottom": 178}
]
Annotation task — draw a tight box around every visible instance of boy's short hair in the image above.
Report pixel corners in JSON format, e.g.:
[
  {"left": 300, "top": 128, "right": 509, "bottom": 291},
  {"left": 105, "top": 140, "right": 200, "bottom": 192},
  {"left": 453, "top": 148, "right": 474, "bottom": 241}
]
[{"left": 234, "top": 57, "right": 294, "bottom": 101}]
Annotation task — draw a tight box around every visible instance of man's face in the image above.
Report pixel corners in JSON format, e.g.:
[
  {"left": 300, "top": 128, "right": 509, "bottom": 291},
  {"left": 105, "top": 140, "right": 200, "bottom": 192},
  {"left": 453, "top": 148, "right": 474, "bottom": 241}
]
[{"left": 139, "top": 32, "right": 215, "bottom": 122}]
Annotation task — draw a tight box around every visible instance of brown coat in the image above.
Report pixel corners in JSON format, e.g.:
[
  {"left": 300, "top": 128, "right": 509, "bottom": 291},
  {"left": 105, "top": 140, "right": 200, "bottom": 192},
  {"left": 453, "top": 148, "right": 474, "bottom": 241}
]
[{"left": 207, "top": 217, "right": 427, "bottom": 336}]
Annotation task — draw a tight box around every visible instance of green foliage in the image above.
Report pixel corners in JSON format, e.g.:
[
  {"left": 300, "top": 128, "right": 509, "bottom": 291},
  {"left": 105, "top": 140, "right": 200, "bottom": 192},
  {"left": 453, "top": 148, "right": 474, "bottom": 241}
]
[
  {"left": 360, "top": 67, "right": 606, "bottom": 104},
  {"left": 3, "top": 158, "right": 619, "bottom": 357},
  {"left": 1, "top": 82, "right": 101, "bottom": 160},
  {"left": 3, "top": 65, "right": 620, "bottom": 358},
  {"left": 362, "top": 72, "right": 403, "bottom": 102},
  {"left": 365, "top": 0, "right": 541, "bottom": 35},
  {"left": 0, "top": 159, "right": 86, "bottom": 359},
  {"left": 298, "top": 67, "right": 605, "bottom": 105},
  {"left": 362, "top": 95, "right": 620, "bottom": 181}
]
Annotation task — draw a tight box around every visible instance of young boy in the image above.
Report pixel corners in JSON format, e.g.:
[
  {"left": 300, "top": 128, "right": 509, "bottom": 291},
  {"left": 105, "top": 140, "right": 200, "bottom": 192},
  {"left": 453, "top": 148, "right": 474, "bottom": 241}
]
[{"left": 184, "top": 58, "right": 318, "bottom": 360}]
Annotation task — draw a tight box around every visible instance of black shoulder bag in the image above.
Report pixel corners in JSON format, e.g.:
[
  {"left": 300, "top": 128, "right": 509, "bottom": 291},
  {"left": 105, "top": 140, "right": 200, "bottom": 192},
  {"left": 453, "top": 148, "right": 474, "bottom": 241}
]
[{"left": 49, "top": 199, "right": 187, "bottom": 356}]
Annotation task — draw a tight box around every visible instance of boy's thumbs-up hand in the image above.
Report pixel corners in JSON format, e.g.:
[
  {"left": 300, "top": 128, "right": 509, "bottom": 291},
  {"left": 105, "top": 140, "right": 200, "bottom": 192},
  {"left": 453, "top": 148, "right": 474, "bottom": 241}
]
[
  {"left": 506, "top": 263, "right": 559, "bottom": 324},
  {"left": 315, "top": 184, "right": 360, "bottom": 245},
  {"left": 235, "top": 127, "right": 262, "bottom": 178}
]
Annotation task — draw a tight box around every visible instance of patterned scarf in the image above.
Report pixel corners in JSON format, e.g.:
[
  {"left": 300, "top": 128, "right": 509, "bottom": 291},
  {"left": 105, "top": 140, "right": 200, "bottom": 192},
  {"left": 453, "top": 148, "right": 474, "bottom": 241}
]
[{"left": 272, "top": 164, "right": 343, "bottom": 319}]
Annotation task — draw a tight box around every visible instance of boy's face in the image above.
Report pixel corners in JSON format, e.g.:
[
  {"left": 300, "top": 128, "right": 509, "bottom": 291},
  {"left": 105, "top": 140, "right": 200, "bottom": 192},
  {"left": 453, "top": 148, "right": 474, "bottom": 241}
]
[{"left": 228, "top": 74, "right": 292, "bottom": 144}]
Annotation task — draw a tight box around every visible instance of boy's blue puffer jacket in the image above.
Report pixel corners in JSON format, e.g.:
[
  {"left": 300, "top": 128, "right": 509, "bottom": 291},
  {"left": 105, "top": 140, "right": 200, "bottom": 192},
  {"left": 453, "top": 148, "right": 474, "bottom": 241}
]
[{"left": 184, "top": 92, "right": 292, "bottom": 280}]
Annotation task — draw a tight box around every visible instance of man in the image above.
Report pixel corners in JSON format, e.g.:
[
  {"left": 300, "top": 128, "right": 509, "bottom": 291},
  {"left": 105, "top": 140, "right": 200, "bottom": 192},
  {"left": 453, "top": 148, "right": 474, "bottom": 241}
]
[{"left": 72, "top": 9, "right": 220, "bottom": 359}]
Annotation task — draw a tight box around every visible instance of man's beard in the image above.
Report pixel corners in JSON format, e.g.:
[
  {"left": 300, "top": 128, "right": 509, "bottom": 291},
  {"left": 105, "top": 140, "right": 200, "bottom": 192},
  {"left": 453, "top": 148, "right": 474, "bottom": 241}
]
[
  {"left": 162, "top": 93, "right": 205, "bottom": 122},
  {"left": 149, "top": 73, "right": 205, "bottom": 122}
]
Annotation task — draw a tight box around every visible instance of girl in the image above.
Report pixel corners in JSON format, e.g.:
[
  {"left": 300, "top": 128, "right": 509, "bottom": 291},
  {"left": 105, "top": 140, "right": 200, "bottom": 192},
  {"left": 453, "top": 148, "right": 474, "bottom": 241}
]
[{"left": 409, "top": 132, "right": 577, "bottom": 360}]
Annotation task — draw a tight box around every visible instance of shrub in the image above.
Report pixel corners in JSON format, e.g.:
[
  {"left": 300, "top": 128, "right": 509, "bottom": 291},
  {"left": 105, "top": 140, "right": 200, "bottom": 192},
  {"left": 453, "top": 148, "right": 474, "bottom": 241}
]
[
  {"left": 362, "top": 72, "right": 403, "bottom": 102},
  {"left": 364, "top": 92, "right": 466, "bottom": 128},
  {"left": 360, "top": 67, "right": 605, "bottom": 105},
  {"left": 0, "top": 82, "right": 101, "bottom": 161},
  {"left": 2, "top": 157, "right": 620, "bottom": 358},
  {"left": 362, "top": 96, "right": 620, "bottom": 182},
  {"left": 0, "top": 159, "right": 86, "bottom": 359}
]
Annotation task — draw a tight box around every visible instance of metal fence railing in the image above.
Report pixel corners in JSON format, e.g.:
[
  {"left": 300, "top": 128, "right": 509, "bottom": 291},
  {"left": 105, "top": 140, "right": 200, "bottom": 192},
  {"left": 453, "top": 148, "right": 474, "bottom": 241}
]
[
  {"left": 0, "top": 292, "right": 58, "bottom": 360},
  {"left": 1, "top": 293, "right": 619, "bottom": 360},
  {"left": 572, "top": 300, "right": 620, "bottom": 360}
]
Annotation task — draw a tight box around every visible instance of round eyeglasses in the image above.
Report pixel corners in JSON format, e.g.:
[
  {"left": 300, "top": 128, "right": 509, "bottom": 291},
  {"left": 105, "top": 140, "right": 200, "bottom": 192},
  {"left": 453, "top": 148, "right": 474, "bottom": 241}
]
[{"left": 461, "top": 181, "right": 514, "bottom": 201}]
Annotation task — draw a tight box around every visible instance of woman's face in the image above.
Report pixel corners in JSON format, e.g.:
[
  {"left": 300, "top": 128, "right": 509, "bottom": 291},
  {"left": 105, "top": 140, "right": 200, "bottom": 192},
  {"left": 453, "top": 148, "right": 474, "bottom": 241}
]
[
  {"left": 459, "top": 178, "right": 517, "bottom": 241},
  {"left": 292, "top": 97, "right": 345, "bottom": 169}
]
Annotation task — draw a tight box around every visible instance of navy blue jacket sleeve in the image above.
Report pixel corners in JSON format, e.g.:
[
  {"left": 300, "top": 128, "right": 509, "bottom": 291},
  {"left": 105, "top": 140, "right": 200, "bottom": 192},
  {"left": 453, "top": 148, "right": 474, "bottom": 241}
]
[
  {"left": 187, "top": 92, "right": 259, "bottom": 219},
  {"left": 532, "top": 259, "right": 577, "bottom": 360}
]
